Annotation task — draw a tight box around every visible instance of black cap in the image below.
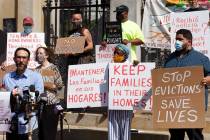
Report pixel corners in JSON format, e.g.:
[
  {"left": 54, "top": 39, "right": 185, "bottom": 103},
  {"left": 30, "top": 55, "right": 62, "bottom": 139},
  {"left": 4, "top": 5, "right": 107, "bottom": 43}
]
[{"left": 114, "top": 5, "right": 129, "bottom": 13}]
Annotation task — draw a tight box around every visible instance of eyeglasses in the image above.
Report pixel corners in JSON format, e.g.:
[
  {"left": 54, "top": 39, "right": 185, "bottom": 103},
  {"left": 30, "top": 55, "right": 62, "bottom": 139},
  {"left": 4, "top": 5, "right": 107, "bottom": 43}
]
[{"left": 114, "top": 50, "right": 124, "bottom": 56}]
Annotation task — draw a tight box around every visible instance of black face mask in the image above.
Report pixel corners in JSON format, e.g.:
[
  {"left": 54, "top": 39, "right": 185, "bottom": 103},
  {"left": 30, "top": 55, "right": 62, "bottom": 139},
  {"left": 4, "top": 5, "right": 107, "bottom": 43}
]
[
  {"left": 116, "top": 12, "right": 125, "bottom": 22},
  {"left": 72, "top": 21, "right": 83, "bottom": 29}
]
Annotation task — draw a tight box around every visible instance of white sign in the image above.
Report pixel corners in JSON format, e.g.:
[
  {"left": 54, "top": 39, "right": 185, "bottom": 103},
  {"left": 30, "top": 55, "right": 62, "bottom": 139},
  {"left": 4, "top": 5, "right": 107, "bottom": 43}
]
[
  {"left": 108, "top": 63, "right": 155, "bottom": 110},
  {"left": 6, "top": 33, "right": 45, "bottom": 68},
  {"left": 67, "top": 63, "right": 109, "bottom": 108},
  {"left": 142, "top": 0, "right": 172, "bottom": 49},
  {"left": 0, "top": 92, "right": 12, "bottom": 132},
  {"left": 95, "top": 44, "right": 131, "bottom": 63},
  {"left": 170, "top": 11, "right": 210, "bottom": 58},
  {"left": 95, "top": 44, "right": 116, "bottom": 63}
]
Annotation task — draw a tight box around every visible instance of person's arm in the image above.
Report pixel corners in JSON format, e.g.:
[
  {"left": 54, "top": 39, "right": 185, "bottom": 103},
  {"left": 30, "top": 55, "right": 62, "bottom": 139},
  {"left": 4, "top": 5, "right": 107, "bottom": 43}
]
[
  {"left": 83, "top": 29, "right": 93, "bottom": 53},
  {"left": 122, "top": 38, "right": 144, "bottom": 46},
  {"left": 122, "top": 23, "right": 144, "bottom": 46},
  {"left": 0, "top": 61, "right": 6, "bottom": 70},
  {"left": 201, "top": 56, "right": 210, "bottom": 86},
  {"left": 201, "top": 76, "right": 210, "bottom": 85},
  {"left": 53, "top": 66, "right": 63, "bottom": 90}
]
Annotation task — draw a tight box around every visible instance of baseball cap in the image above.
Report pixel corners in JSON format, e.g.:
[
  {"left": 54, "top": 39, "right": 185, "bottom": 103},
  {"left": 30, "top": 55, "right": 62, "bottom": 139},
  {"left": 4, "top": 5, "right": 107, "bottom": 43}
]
[
  {"left": 113, "top": 5, "right": 129, "bottom": 13},
  {"left": 23, "top": 17, "right": 33, "bottom": 25}
]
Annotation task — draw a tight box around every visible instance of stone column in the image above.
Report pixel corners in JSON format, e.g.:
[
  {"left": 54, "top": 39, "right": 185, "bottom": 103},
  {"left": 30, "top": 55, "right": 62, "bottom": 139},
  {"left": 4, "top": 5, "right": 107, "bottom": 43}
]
[{"left": 17, "top": 0, "right": 45, "bottom": 32}]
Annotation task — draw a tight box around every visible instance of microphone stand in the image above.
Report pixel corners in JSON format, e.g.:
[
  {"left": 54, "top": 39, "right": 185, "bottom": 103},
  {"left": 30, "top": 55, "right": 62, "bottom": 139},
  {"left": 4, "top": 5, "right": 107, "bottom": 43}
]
[{"left": 59, "top": 111, "right": 64, "bottom": 140}]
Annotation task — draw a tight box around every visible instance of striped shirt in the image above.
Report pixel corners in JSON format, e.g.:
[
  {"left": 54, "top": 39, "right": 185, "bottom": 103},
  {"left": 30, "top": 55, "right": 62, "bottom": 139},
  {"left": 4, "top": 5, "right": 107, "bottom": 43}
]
[
  {"left": 108, "top": 110, "right": 132, "bottom": 140},
  {"left": 35, "top": 63, "right": 63, "bottom": 105}
]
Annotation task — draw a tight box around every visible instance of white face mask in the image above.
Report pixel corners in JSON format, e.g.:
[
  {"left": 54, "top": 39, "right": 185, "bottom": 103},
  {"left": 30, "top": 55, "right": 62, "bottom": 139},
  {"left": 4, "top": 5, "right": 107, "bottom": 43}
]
[{"left": 175, "top": 40, "right": 184, "bottom": 51}]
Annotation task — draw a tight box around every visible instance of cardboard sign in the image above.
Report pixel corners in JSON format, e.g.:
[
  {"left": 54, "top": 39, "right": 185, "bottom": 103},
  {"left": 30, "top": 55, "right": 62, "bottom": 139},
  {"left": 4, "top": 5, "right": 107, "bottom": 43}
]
[
  {"left": 0, "top": 64, "right": 16, "bottom": 87},
  {"left": 108, "top": 63, "right": 155, "bottom": 110},
  {"left": 67, "top": 63, "right": 108, "bottom": 108},
  {"left": 39, "top": 69, "right": 55, "bottom": 77},
  {"left": 106, "top": 22, "right": 122, "bottom": 44},
  {"left": 152, "top": 66, "right": 205, "bottom": 128},
  {"left": 44, "top": 82, "right": 55, "bottom": 89},
  {"left": 6, "top": 33, "right": 45, "bottom": 68},
  {"left": 55, "top": 36, "right": 85, "bottom": 54}
]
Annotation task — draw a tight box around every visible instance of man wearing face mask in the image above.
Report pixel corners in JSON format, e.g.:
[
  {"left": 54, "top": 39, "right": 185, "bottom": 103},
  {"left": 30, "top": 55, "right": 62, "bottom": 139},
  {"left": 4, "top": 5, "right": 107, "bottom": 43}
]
[
  {"left": 164, "top": 29, "right": 210, "bottom": 140},
  {"left": 67, "top": 9, "right": 94, "bottom": 65},
  {"left": 114, "top": 5, "right": 144, "bottom": 62},
  {"left": 22, "top": 17, "right": 33, "bottom": 35},
  {"left": 0, "top": 17, "right": 34, "bottom": 71}
]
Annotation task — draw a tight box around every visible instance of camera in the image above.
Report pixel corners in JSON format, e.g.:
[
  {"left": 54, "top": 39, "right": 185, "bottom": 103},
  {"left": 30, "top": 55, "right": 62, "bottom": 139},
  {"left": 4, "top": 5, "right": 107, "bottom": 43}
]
[{"left": 9, "top": 86, "right": 40, "bottom": 133}]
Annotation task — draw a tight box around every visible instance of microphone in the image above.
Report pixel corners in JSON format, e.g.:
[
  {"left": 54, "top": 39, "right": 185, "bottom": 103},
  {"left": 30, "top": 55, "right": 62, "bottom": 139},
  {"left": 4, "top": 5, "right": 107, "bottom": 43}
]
[
  {"left": 38, "top": 93, "right": 47, "bottom": 118},
  {"left": 29, "top": 85, "right": 35, "bottom": 92},
  {"left": 39, "top": 93, "right": 48, "bottom": 103},
  {"left": 12, "top": 86, "right": 21, "bottom": 112},
  {"left": 35, "top": 91, "right": 39, "bottom": 104}
]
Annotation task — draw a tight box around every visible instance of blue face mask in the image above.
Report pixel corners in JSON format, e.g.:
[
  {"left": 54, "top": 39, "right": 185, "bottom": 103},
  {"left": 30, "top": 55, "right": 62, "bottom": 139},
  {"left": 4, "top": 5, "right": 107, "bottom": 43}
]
[
  {"left": 175, "top": 40, "right": 183, "bottom": 51},
  {"left": 23, "top": 26, "right": 32, "bottom": 34}
]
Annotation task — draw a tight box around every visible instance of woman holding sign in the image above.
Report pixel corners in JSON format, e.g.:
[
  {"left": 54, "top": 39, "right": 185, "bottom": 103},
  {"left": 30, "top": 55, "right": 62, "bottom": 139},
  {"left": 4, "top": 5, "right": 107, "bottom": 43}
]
[
  {"left": 108, "top": 44, "right": 133, "bottom": 140},
  {"left": 67, "top": 9, "right": 94, "bottom": 65},
  {"left": 35, "top": 46, "right": 63, "bottom": 140}
]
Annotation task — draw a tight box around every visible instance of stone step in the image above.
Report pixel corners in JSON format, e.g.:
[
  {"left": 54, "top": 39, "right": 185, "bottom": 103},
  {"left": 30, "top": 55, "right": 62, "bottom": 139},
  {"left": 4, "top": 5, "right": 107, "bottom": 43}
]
[{"left": 61, "top": 110, "right": 210, "bottom": 133}]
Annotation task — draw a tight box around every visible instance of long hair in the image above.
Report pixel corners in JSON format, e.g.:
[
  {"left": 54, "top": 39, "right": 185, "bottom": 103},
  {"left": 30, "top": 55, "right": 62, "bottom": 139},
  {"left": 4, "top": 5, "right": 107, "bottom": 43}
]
[{"left": 35, "top": 47, "right": 54, "bottom": 63}]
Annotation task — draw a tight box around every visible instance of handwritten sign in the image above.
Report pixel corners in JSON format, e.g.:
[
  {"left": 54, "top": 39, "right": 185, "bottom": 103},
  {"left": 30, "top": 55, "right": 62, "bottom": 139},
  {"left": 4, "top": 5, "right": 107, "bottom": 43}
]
[
  {"left": 39, "top": 69, "right": 55, "bottom": 77},
  {"left": 0, "top": 92, "right": 12, "bottom": 132},
  {"left": 170, "top": 11, "right": 210, "bottom": 58},
  {"left": 55, "top": 36, "right": 85, "bottom": 54},
  {"left": 67, "top": 63, "right": 108, "bottom": 108},
  {"left": 6, "top": 33, "right": 45, "bottom": 68},
  {"left": 0, "top": 64, "right": 16, "bottom": 87},
  {"left": 108, "top": 63, "right": 155, "bottom": 110},
  {"left": 152, "top": 66, "right": 205, "bottom": 128},
  {"left": 95, "top": 44, "right": 131, "bottom": 63},
  {"left": 106, "top": 22, "right": 122, "bottom": 44}
]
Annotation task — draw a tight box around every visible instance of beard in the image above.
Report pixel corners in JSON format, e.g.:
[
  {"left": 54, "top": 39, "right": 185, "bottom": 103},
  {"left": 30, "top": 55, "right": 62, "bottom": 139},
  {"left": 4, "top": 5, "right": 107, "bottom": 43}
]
[{"left": 16, "top": 62, "right": 27, "bottom": 73}]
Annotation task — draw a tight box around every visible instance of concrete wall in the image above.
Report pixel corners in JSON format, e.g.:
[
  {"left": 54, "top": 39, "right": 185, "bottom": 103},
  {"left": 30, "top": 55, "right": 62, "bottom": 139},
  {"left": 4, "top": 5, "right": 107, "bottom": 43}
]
[
  {"left": 0, "top": 0, "right": 45, "bottom": 32},
  {"left": 0, "top": 0, "right": 16, "bottom": 30},
  {"left": 17, "top": 0, "right": 45, "bottom": 32}
]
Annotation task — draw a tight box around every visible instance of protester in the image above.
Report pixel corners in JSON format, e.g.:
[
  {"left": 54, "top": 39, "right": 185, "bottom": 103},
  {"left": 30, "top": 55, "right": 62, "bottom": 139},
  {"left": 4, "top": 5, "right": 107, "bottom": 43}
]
[
  {"left": 108, "top": 44, "right": 133, "bottom": 140},
  {"left": 66, "top": 9, "right": 94, "bottom": 65},
  {"left": 2, "top": 47, "right": 44, "bottom": 140},
  {"left": 0, "top": 16, "right": 34, "bottom": 69},
  {"left": 114, "top": 5, "right": 144, "bottom": 62},
  {"left": 22, "top": 16, "right": 33, "bottom": 35},
  {"left": 164, "top": 29, "right": 210, "bottom": 140},
  {"left": 35, "top": 46, "right": 63, "bottom": 140}
]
